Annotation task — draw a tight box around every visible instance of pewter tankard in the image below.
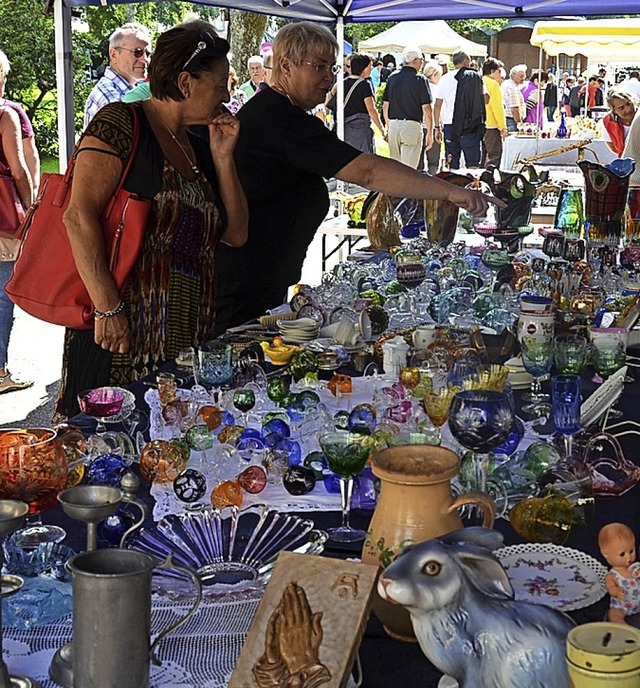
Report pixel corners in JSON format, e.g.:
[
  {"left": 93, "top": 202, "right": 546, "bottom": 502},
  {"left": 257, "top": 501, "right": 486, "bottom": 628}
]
[{"left": 68, "top": 549, "right": 202, "bottom": 688}]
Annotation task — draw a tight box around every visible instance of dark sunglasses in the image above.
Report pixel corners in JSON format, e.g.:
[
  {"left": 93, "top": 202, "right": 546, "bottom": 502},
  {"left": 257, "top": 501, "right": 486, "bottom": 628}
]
[
  {"left": 116, "top": 46, "right": 152, "bottom": 59},
  {"left": 182, "top": 32, "right": 217, "bottom": 72}
]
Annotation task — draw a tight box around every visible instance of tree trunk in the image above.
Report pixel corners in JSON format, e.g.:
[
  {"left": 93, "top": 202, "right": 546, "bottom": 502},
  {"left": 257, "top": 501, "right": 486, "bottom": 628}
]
[{"left": 228, "top": 10, "right": 268, "bottom": 83}]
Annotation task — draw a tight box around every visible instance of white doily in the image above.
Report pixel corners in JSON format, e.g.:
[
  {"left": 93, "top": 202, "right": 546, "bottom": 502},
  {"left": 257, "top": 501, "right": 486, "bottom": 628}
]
[{"left": 3, "top": 594, "right": 261, "bottom": 688}]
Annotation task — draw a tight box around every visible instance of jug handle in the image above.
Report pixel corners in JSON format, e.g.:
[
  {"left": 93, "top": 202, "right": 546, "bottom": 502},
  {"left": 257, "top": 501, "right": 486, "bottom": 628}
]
[
  {"left": 448, "top": 492, "right": 495, "bottom": 528},
  {"left": 149, "top": 554, "right": 203, "bottom": 666},
  {"left": 118, "top": 495, "right": 148, "bottom": 549}
]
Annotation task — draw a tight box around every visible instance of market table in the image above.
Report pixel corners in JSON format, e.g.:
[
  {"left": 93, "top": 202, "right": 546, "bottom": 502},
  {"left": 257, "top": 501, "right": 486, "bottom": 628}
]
[
  {"left": 3, "top": 364, "right": 638, "bottom": 687},
  {"left": 501, "top": 136, "right": 616, "bottom": 170}
]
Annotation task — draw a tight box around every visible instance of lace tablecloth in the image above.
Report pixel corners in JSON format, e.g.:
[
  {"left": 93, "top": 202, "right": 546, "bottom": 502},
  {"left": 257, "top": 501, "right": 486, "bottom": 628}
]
[{"left": 4, "top": 593, "right": 261, "bottom": 688}]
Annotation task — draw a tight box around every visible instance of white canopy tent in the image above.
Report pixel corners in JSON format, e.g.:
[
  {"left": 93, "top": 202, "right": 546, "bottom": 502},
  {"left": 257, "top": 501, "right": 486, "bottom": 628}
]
[{"left": 359, "top": 20, "right": 487, "bottom": 56}]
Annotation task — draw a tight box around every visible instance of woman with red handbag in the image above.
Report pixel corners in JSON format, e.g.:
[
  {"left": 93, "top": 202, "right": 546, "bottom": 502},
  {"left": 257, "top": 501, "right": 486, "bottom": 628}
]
[
  {"left": 56, "top": 21, "right": 247, "bottom": 417},
  {"left": 0, "top": 49, "right": 39, "bottom": 395}
]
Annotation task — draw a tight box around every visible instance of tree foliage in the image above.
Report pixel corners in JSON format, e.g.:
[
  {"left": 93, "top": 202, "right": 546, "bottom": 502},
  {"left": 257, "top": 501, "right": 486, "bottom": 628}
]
[{"left": 228, "top": 11, "right": 268, "bottom": 83}]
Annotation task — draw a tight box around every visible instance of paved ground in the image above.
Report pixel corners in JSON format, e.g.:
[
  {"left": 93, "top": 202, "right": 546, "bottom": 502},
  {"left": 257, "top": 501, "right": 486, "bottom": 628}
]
[{"left": 0, "top": 309, "right": 64, "bottom": 428}]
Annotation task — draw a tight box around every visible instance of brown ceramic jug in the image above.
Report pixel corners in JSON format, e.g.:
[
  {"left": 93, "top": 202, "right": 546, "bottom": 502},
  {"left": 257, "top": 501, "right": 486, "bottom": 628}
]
[{"left": 362, "top": 444, "right": 495, "bottom": 642}]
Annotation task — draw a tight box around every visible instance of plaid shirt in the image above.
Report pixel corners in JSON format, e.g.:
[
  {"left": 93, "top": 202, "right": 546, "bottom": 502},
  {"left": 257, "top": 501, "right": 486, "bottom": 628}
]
[
  {"left": 501, "top": 78, "right": 525, "bottom": 119},
  {"left": 83, "top": 67, "right": 133, "bottom": 129}
]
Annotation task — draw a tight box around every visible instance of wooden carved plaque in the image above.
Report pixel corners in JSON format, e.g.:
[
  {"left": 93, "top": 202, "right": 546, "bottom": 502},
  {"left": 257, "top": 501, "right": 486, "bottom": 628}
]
[{"left": 229, "top": 552, "right": 378, "bottom": 688}]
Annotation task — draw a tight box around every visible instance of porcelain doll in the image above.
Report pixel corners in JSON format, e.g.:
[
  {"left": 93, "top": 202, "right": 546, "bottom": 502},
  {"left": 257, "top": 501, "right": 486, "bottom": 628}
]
[{"left": 598, "top": 522, "right": 640, "bottom": 624}]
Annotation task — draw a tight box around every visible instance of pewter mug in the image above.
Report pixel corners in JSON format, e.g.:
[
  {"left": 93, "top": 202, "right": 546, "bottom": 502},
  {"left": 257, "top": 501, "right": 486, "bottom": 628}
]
[{"left": 69, "top": 549, "right": 202, "bottom": 688}]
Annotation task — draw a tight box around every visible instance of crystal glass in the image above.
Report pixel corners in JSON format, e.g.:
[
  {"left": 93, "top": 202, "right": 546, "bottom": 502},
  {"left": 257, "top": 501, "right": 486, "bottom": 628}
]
[
  {"left": 0, "top": 428, "right": 69, "bottom": 547},
  {"left": 551, "top": 375, "right": 581, "bottom": 460},
  {"left": 591, "top": 337, "right": 626, "bottom": 419},
  {"left": 554, "top": 334, "right": 588, "bottom": 375},
  {"left": 78, "top": 386, "right": 130, "bottom": 433},
  {"left": 318, "top": 432, "right": 374, "bottom": 542},
  {"left": 520, "top": 335, "right": 554, "bottom": 416},
  {"left": 196, "top": 341, "right": 233, "bottom": 389},
  {"left": 448, "top": 390, "right": 515, "bottom": 493},
  {"left": 554, "top": 187, "right": 584, "bottom": 240},
  {"left": 422, "top": 387, "right": 458, "bottom": 442},
  {"left": 232, "top": 388, "right": 256, "bottom": 426}
]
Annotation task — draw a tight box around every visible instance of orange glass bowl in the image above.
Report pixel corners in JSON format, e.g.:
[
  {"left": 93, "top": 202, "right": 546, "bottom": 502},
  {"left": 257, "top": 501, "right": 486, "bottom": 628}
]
[{"left": 0, "top": 428, "right": 69, "bottom": 514}]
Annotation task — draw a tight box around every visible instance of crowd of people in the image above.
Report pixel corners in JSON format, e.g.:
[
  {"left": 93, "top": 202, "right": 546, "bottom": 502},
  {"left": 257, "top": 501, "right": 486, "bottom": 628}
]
[
  {"left": 0, "top": 20, "right": 498, "bottom": 417},
  {"left": 7, "top": 17, "right": 640, "bottom": 417}
]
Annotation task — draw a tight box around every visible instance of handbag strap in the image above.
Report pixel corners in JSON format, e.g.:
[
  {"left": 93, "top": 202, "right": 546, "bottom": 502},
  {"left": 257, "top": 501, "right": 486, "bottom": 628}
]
[
  {"left": 0, "top": 108, "right": 13, "bottom": 178},
  {"left": 343, "top": 77, "right": 363, "bottom": 111},
  {"left": 60, "top": 103, "right": 143, "bottom": 193}
]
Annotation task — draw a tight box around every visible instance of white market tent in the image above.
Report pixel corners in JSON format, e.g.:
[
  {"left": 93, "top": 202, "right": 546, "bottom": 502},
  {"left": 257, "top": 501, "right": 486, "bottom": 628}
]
[
  {"left": 358, "top": 20, "right": 487, "bottom": 57},
  {"left": 530, "top": 18, "right": 640, "bottom": 60}
]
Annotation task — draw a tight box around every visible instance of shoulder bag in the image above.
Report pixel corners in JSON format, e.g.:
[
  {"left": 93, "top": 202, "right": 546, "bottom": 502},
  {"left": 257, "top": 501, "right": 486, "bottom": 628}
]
[
  {"left": 6, "top": 104, "right": 150, "bottom": 330},
  {"left": 0, "top": 109, "right": 26, "bottom": 239}
]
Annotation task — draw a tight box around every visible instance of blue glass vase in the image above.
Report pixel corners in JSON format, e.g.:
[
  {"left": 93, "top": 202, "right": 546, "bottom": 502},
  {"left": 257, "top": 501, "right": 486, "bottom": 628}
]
[{"left": 556, "top": 111, "right": 568, "bottom": 140}]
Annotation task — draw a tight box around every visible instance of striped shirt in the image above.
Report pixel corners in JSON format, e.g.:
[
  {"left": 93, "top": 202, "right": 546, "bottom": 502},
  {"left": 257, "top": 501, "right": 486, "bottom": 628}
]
[
  {"left": 501, "top": 78, "right": 525, "bottom": 120},
  {"left": 83, "top": 67, "right": 133, "bottom": 129}
]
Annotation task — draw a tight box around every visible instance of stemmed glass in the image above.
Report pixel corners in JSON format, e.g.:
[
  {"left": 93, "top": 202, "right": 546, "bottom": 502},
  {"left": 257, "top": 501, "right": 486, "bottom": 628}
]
[
  {"left": 448, "top": 390, "right": 515, "bottom": 493},
  {"left": 0, "top": 428, "right": 69, "bottom": 547},
  {"left": 318, "top": 432, "right": 374, "bottom": 542},
  {"left": 422, "top": 386, "right": 458, "bottom": 443},
  {"left": 554, "top": 334, "right": 588, "bottom": 375},
  {"left": 591, "top": 337, "right": 627, "bottom": 419},
  {"left": 551, "top": 375, "right": 582, "bottom": 460},
  {"left": 78, "top": 386, "right": 130, "bottom": 434},
  {"left": 520, "top": 335, "right": 554, "bottom": 417},
  {"left": 233, "top": 387, "right": 256, "bottom": 426}
]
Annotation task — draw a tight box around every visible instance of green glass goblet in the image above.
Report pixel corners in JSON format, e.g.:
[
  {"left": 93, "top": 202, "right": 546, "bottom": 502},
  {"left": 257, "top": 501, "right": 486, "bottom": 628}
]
[
  {"left": 554, "top": 334, "right": 588, "bottom": 375},
  {"left": 318, "top": 432, "right": 374, "bottom": 543},
  {"left": 233, "top": 388, "right": 256, "bottom": 426}
]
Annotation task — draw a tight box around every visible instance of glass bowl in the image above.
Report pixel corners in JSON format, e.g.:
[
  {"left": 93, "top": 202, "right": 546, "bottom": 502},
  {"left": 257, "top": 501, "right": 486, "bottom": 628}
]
[
  {"left": 126, "top": 504, "right": 327, "bottom": 599},
  {"left": 78, "top": 387, "right": 125, "bottom": 417}
]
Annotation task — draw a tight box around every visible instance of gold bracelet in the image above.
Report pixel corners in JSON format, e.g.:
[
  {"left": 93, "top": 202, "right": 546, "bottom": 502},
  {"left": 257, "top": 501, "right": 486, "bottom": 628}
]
[{"left": 94, "top": 301, "right": 125, "bottom": 320}]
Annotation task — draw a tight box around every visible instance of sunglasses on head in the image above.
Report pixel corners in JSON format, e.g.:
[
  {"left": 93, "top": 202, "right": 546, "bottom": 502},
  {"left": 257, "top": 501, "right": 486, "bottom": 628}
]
[{"left": 116, "top": 46, "right": 152, "bottom": 59}]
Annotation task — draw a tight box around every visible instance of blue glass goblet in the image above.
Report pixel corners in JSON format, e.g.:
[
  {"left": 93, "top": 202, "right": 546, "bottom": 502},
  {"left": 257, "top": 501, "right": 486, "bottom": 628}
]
[
  {"left": 520, "top": 335, "right": 554, "bottom": 417},
  {"left": 551, "top": 375, "right": 581, "bottom": 460},
  {"left": 448, "top": 390, "right": 515, "bottom": 493}
]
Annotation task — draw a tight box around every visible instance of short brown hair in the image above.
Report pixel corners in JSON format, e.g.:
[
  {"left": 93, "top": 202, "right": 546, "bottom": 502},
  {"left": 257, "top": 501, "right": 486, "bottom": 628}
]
[
  {"left": 272, "top": 22, "right": 338, "bottom": 82},
  {"left": 149, "top": 20, "right": 229, "bottom": 101}
]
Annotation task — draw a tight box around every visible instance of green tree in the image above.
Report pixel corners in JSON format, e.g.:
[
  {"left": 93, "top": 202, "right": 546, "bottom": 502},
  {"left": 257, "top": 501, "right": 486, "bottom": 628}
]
[{"left": 228, "top": 10, "right": 268, "bottom": 83}]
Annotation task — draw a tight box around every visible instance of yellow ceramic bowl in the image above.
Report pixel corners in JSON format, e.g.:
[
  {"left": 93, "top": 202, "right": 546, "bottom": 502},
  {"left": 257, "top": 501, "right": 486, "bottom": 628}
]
[{"left": 259, "top": 341, "right": 300, "bottom": 366}]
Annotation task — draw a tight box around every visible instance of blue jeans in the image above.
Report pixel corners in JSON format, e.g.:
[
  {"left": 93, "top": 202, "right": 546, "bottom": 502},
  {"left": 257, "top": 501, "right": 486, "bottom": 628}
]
[
  {"left": 0, "top": 261, "right": 14, "bottom": 369},
  {"left": 442, "top": 124, "right": 482, "bottom": 169}
]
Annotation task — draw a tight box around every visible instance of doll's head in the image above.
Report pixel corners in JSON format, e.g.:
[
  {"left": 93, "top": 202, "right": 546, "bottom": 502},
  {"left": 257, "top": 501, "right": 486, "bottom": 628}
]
[{"left": 598, "top": 523, "right": 637, "bottom": 569}]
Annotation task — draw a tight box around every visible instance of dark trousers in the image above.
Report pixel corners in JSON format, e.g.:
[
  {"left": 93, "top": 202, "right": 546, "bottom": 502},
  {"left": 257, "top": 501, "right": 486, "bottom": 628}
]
[
  {"left": 546, "top": 106, "right": 557, "bottom": 122},
  {"left": 483, "top": 128, "right": 503, "bottom": 168},
  {"left": 443, "top": 124, "right": 482, "bottom": 169}
]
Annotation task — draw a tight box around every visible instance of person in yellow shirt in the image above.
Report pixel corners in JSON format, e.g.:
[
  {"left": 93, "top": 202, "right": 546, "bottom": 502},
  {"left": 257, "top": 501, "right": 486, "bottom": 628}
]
[{"left": 482, "top": 57, "right": 508, "bottom": 168}]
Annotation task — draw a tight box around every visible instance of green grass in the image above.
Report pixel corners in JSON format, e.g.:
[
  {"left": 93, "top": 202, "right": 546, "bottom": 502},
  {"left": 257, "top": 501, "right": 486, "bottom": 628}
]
[{"left": 41, "top": 157, "right": 59, "bottom": 174}]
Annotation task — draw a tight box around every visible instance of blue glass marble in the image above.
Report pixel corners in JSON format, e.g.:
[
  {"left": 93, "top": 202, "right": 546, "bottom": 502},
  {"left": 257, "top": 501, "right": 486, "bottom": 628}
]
[
  {"left": 263, "top": 418, "right": 290, "bottom": 439},
  {"left": 276, "top": 438, "right": 302, "bottom": 467},
  {"left": 98, "top": 505, "right": 139, "bottom": 548},
  {"left": 85, "top": 454, "right": 130, "bottom": 487},
  {"left": 348, "top": 404, "right": 377, "bottom": 433}
]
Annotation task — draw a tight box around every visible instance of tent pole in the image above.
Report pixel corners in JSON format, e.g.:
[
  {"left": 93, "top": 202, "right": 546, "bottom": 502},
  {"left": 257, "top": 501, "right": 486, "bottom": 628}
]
[
  {"left": 54, "top": 0, "right": 75, "bottom": 172},
  {"left": 336, "top": 14, "right": 345, "bottom": 197},
  {"left": 336, "top": 15, "right": 345, "bottom": 142},
  {"left": 537, "top": 46, "right": 543, "bottom": 131}
]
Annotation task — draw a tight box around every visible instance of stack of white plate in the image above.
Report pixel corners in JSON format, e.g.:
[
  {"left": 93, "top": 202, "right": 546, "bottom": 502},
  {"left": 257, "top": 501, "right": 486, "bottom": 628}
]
[
  {"left": 505, "top": 357, "right": 534, "bottom": 390},
  {"left": 277, "top": 317, "right": 319, "bottom": 343}
]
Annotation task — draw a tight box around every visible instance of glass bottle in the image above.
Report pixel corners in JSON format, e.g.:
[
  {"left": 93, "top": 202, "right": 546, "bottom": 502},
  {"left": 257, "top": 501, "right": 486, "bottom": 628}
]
[{"left": 556, "top": 111, "right": 568, "bottom": 140}]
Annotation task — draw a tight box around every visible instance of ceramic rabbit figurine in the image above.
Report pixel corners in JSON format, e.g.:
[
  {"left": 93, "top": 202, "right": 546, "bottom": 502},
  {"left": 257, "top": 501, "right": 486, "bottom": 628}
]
[{"left": 378, "top": 528, "right": 574, "bottom": 688}]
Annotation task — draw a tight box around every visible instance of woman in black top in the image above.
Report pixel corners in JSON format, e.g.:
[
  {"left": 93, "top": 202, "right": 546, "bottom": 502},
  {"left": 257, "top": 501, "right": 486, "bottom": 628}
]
[
  {"left": 543, "top": 73, "right": 558, "bottom": 122},
  {"left": 342, "top": 53, "right": 385, "bottom": 154}
]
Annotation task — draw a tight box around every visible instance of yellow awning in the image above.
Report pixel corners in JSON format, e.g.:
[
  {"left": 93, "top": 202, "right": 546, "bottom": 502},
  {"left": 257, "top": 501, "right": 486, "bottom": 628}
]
[{"left": 530, "top": 18, "right": 640, "bottom": 60}]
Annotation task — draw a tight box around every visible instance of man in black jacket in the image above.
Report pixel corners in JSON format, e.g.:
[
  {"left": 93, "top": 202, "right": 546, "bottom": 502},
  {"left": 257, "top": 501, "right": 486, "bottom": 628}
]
[{"left": 434, "top": 52, "right": 487, "bottom": 169}]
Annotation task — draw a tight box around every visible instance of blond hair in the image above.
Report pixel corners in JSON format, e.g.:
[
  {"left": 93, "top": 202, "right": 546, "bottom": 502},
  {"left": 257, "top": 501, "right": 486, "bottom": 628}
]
[
  {"left": 423, "top": 60, "right": 442, "bottom": 82},
  {"left": 0, "top": 50, "right": 10, "bottom": 85},
  {"left": 272, "top": 22, "right": 338, "bottom": 82}
]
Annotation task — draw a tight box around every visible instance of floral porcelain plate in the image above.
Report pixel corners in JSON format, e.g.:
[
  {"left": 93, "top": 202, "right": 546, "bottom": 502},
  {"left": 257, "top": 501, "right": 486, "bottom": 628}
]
[{"left": 494, "top": 543, "right": 607, "bottom": 612}]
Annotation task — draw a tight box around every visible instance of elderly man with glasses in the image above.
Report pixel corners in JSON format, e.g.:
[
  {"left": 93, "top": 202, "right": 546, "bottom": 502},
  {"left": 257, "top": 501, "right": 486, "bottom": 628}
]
[{"left": 83, "top": 22, "right": 152, "bottom": 128}]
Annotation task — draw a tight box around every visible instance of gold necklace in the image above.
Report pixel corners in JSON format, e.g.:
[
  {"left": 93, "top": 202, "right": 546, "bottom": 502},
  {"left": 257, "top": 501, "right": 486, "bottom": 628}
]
[{"left": 163, "top": 123, "right": 201, "bottom": 176}]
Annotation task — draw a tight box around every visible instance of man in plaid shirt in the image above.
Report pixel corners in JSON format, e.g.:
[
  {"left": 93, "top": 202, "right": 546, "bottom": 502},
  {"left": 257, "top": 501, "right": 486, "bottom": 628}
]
[
  {"left": 501, "top": 64, "right": 527, "bottom": 133},
  {"left": 83, "top": 22, "right": 151, "bottom": 128}
]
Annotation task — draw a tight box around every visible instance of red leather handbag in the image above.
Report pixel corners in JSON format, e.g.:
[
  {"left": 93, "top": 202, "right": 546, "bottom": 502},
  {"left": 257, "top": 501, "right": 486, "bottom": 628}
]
[
  {"left": 6, "top": 105, "right": 150, "bottom": 330},
  {"left": 0, "top": 160, "right": 25, "bottom": 239}
]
